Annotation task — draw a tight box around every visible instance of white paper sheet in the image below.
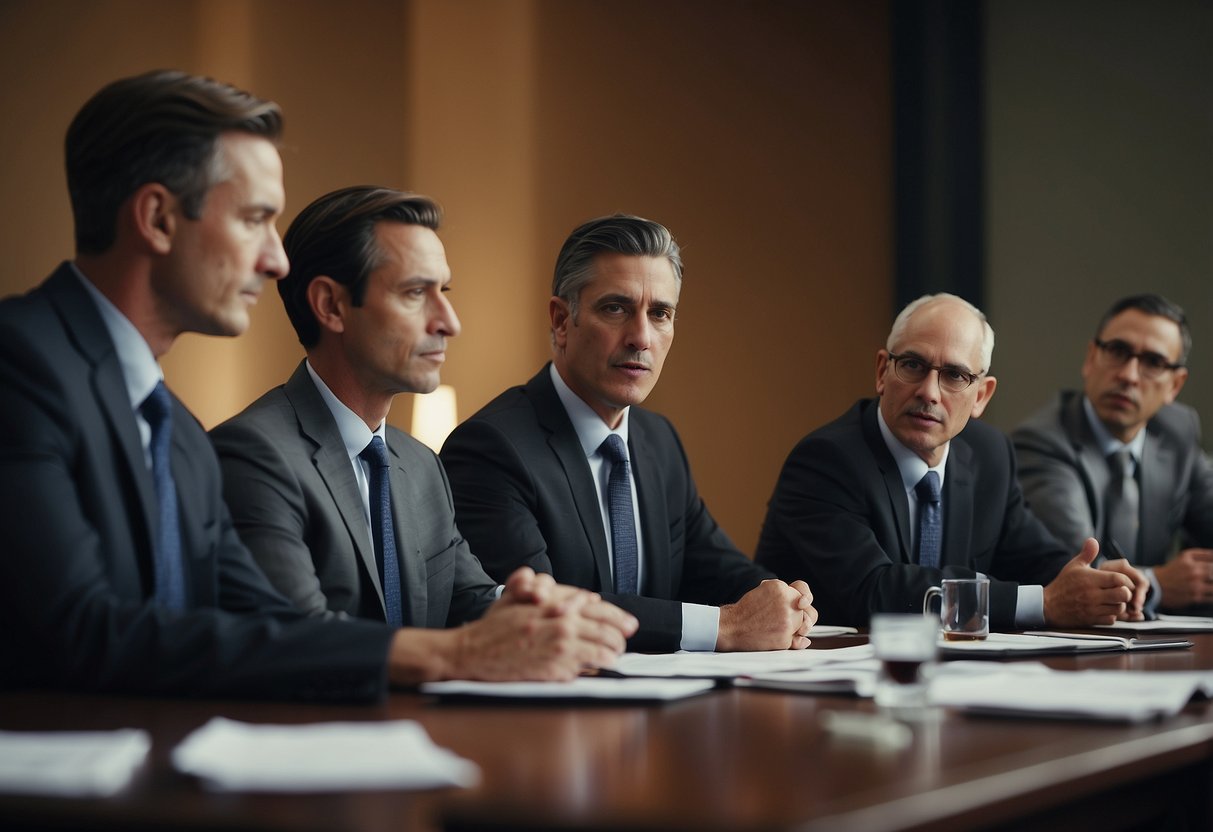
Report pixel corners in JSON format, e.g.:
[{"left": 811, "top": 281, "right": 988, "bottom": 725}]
[
  {"left": 930, "top": 664, "right": 1202, "bottom": 722},
  {"left": 172, "top": 717, "right": 478, "bottom": 792},
  {"left": 1093, "top": 615, "right": 1213, "bottom": 633},
  {"left": 612, "top": 644, "right": 875, "bottom": 678},
  {"left": 735, "top": 659, "right": 881, "bottom": 697},
  {"left": 420, "top": 677, "right": 716, "bottom": 701},
  {"left": 0, "top": 728, "right": 150, "bottom": 797}
]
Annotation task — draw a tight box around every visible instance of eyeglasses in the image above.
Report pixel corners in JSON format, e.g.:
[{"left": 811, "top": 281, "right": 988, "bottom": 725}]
[
  {"left": 886, "top": 352, "right": 984, "bottom": 393},
  {"left": 1093, "top": 338, "right": 1183, "bottom": 379}
]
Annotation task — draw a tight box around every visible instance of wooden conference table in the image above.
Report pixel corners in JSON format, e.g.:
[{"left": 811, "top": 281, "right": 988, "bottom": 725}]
[{"left": 3, "top": 634, "right": 1213, "bottom": 832}]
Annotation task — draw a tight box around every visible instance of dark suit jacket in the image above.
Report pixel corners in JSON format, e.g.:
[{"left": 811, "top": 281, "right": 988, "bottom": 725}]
[
  {"left": 754, "top": 398, "right": 1070, "bottom": 629},
  {"left": 0, "top": 264, "right": 393, "bottom": 700},
  {"left": 1013, "top": 390, "right": 1213, "bottom": 575},
  {"left": 210, "top": 362, "right": 497, "bottom": 626},
  {"left": 440, "top": 365, "right": 771, "bottom": 652}
]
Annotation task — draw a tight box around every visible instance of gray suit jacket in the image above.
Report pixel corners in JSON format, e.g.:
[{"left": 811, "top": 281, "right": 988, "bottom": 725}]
[
  {"left": 211, "top": 362, "right": 496, "bottom": 627},
  {"left": 0, "top": 264, "right": 393, "bottom": 699},
  {"left": 1013, "top": 390, "right": 1213, "bottom": 571}
]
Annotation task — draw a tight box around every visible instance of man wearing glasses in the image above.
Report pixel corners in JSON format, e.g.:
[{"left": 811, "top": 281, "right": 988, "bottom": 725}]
[
  {"left": 1014, "top": 294, "right": 1213, "bottom": 615},
  {"left": 755, "top": 293, "right": 1147, "bottom": 629}
]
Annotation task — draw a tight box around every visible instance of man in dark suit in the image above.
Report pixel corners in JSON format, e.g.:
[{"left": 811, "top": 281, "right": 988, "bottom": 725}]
[
  {"left": 755, "top": 293, "right": 1147, "bottom": 629},
  {"left": 441, "top": 214, "right": 816, "bottom": 653},
  {"left": 1014, "top": 294, "right": 1213, "bottom": 614},
  {"left": 0, "top": 72, "right": 632, "bottom": 699}
]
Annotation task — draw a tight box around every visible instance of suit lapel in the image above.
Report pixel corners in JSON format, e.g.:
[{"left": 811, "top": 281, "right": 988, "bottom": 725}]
[
  {"left": 1063, "top": 393, "right": 1110, "bottom": 536},
  {"left": 629, "top": 420, "right": 669, "bottom": 597},
  {"left": 942, "top": 438, "right": 974, "bottom": 567},
  {"left": 46, "top": 267, "right": 159, "bottom": 581},
  {"left": 861, "top": 404, "right": 914, "bottom": 562},
  {"left": 386, "top": 435, "right": 429, "bottom": 628},
  {"left": 529, "top": 368, "right": 615, "bottom": 591},
  {"left": 1140, "top": 424, "right": 1173, "bottom": 562},
  {"left": 284, "top": 364, "right": 386, "bottom": 612}
]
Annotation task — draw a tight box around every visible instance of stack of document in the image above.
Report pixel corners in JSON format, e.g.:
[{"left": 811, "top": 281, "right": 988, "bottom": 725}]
[
  {"left": 612, "top": 643, "right": 874, "bottom": 679},
  {"left": 0, "top": 728, "right": 150, "bottom": 797},
  {"left": 940, "top": 631, "right": 1191, "bottom": 657},
  {"left": 420, "top": 677, "right": 715, "bottom": 701},
  {"left": 1094, "top": 614, "right": 1213, "bottom": 634},
  {"left": 930, "top": 663, "right": 1213, "bottom": 722},
  {"left": 172, "top": 718, "right": 478, "bottom": 792}
]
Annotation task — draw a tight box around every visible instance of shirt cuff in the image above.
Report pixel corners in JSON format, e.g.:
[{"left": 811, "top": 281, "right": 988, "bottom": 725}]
[
  {"left": 680, "top": 602, "right": 720, "bottom": 651},
  {"left": 1013, "top": 584, "right": 1045, "bottom": 628}
]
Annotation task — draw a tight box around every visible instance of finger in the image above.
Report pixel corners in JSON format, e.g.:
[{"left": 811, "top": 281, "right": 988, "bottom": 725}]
[
  {"left": 790, "top": 634, "right": 811, "bottom": 650},
  {"left": 502, "top": 565, "right": 538, "bottom": 598},
  {"left": 580, "top": 598, "right": 639, "bottom": 636},
  {"left": 790, "top": 580, "right": 813, "bottom": 601},
  {"left": 1072, "top": 537, "right": 1100, "bottom": 567}
]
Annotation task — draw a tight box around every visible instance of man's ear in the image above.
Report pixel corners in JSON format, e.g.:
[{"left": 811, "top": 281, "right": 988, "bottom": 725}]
[
  {"left": 874, "top": 349, "right": 890, "bottom": 396},
  {"left": 128, "top": 183, "right": 176, "bottom": 255},
  {"left": 308, "top": 276, "right": 348, "bottom": 336},
  {"left": 549, "top": 296, "right": 572, "bottom": 350},
  {"left": 969, "top": 374, "right": 998, "bottom": 419}
]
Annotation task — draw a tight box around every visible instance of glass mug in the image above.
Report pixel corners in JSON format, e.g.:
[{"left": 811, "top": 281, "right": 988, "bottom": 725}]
[{"left": 923, "top": 578, "right": 989, "bottom": 641}]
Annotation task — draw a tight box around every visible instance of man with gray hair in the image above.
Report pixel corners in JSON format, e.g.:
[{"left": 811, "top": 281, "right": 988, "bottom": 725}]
[
  {"left": 441, "top": 214, "right": 817, "bottom": 652},
  {"left": 755, "top": 293, "right": 1147, "bottom": 629}
]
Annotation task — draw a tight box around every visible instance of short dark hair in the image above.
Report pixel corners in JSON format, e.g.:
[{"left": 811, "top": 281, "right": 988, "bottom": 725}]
[
  {"left": 66, "top": 69, "right": 283, "bottom": 254},
  {"left": 280, "top": 185, "right": 442, "bottom": 347},
  {"left": 551, "top": 214, "right": 682, "bottom": 319},
  {"left": 1095, "top": 294, "right": 1191, "bottom": 365}
]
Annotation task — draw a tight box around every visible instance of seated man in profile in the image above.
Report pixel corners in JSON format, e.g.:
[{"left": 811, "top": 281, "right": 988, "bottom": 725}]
[
  {"left": 754, "top": 293, "right": 1147, "bottom": 629},
  {"left": 1014, "top": 294, "right": 1213, "bottom": 615},
  {"left": 211, "top": 185, "right": 637, "bottom": 676},
  {"left": 441, "top": 214, "right": 817, "bottom": 653}
]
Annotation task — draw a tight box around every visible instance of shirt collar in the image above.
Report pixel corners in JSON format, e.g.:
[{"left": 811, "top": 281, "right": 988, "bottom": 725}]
[
  {"left": 1082, "top": 395, "right": 1145, "bottom": 462},
  {"left": 549, "top": 363, "right": 630, "bottom": 458},
  {"left": 71, "top": 263, "right": 161, "bottom": 410},
  {"left": 306, "top": 360, "right": 386, "bottom": 461},
  {"left": 876, "top": 403, "right": 948, "bottom": 493}
]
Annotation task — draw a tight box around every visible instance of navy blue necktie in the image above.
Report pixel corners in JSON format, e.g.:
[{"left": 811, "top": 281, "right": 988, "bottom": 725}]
[
  {"left": 915, "top": 470, "right": 942, "bottom": 570},
  {"left": 140, "top": 382, "right": 186, "bottom": 610},
  {"left": 600, "top": 434, "right": 638, "bottom": 595},
  {"left": 360, "top": 437, "right": 403, "bottom": 627}
]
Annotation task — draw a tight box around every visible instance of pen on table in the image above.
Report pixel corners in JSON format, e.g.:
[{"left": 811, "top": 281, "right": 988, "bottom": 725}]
[{"left": 1105, "top": 538, "right": 1156, "bottom": 621}]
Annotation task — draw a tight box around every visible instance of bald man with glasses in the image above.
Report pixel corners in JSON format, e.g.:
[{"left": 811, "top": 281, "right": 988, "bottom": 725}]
[
  {"left": 1015, "top": 294, "right": 1213, "bottom": 615},
  {"left": 755, "top": 293, "right": 1147, "bottom": 629}
]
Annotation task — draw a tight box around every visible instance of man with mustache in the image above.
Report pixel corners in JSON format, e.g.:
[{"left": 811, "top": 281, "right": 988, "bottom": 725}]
[
  {"left": 441, "top": 214, "right": 817, "bottom": 652},
  {"left": 211, "top": 186, "right": 637, "bottom": 676},
  {"left": 755, "top": 293, "right": 1147, "bottom": 629},
  {"left": 1014, "top": 294, "right": 1213, "bottom": 615}
]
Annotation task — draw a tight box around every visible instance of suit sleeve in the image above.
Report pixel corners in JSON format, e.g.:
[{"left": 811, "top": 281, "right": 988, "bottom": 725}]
[
  {"left": 1012, "top": 420, "right": 1096, "bottom": 553},
  {"left": 1179, "top": 409, "right": 1213, "bottom": 548},
  {"left": 655, "top": 418, "right": 771, "bottom": 606},
  {"left": 0, "top": 326, "right": 392, "bottom": 701},
  {"left": 211, "top": 418, "right": 336, "bottom": 618}
]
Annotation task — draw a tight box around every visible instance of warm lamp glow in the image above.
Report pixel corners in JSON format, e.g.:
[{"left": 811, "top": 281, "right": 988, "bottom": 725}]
[{"left": 411, "top": 385, "right": 458, "bottom": 452}]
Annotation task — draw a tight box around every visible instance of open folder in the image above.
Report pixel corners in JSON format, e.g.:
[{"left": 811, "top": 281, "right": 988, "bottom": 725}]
[{"left": 939, "top": 631, "right": 1191, "bottom": 658}]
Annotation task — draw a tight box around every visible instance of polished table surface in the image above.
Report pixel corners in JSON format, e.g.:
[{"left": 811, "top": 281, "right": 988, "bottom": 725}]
[{"left": 4, "top": 633, "right": 1213, "bottom": 832}]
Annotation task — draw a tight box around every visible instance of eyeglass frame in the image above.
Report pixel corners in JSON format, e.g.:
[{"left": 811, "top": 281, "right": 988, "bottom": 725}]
[
  {"left": 1092, "top": 338, "right": 1184, "bottom": 379},
  {"left": 885, "top": 351, "right": 985, "bottom": 393}
]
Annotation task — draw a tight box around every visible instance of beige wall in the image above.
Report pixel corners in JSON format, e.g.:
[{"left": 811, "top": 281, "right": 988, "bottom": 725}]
[{"left": 0, "top": 0, "right": 892, "bottom": 553}]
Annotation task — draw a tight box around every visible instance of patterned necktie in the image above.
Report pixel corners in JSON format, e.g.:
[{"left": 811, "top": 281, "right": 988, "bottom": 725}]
[
  {"left": 599, "top": 434, "right": 638, "bottom": 595},
  {"left": 915, "top": 470, "right": 942, "bottom": 570},
  {"left": 359, "top": 437, "right": 403, "bottom": 627},
  {"left": 1105, "top": 449, "right": 1139, "bottom": 559},
  {"left": 140, "top": 382, "right": 186, "bottom": 609}
]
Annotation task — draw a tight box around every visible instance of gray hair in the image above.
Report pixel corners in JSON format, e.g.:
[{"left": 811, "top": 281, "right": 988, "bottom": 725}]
[
  {"left": 887, "top": 293, "right": 995, "bottom": 372},
  {"left": 552, "top": 214, "right": 682, "bottom": 320}
]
